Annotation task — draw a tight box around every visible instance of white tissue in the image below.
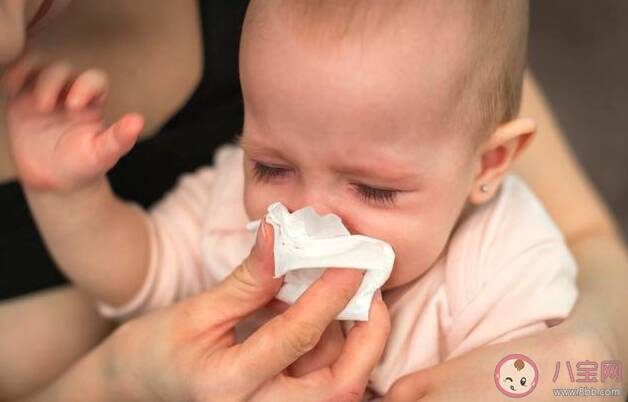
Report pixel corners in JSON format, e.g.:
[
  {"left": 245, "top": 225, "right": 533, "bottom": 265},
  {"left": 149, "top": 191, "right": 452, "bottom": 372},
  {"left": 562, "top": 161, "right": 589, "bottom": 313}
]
[{"left": 247, "top": 202, "right": 395, "bottom": 321}]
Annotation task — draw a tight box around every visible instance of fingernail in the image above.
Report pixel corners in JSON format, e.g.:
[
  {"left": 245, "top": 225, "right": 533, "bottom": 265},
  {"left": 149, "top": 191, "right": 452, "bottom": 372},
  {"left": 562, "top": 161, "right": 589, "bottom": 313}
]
[
  {"left": 257, "top": 216, "right": 268, "bottom": 241},
  {"left": 253, "top": 219, "right": 267, "bottom": 252},
  {"left": 260, "top": 219, "right": 268, "bottom": 239},
  {"left": 375, "top": 289, "right": 383, "bottom": 301}
]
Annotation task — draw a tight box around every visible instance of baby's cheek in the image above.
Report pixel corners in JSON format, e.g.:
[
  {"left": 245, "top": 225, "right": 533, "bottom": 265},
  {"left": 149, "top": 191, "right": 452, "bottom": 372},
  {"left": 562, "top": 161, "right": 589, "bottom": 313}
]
[
  {"left": 243, "top": 178, "right": 301, "bottom": 220},
  {"left": 383, "top": 224, "right": 451, "bottom": 290},
  {"left": 384, "top": 254, "right": 433, "bottom": 290},
  {"left": 243, "top": 179, "right": 273, "bottom": 220}
]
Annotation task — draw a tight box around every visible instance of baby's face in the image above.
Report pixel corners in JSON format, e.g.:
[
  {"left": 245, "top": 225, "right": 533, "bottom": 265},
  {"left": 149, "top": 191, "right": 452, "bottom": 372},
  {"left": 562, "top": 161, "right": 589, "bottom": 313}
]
[{"left": 240, "top": 10, "right": 482, "bottom": 289}]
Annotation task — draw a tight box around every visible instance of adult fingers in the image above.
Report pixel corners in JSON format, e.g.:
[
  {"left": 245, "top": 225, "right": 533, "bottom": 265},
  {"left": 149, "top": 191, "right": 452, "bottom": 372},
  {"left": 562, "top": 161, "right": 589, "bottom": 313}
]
[
  {"left": 193, "top": 220, "right": 281, "bottom": 327},
  {"left": 331, "top": 291, "right": 391, "bottom": 386},
  {"left": 384, "top": 370, "right": 431, "bottom": 402},
  {"left": 234, "top": 267, "right": 364, "bottom": 388},
  {"left": 288, "top": 321, "right": 345, "bottom": 377}
]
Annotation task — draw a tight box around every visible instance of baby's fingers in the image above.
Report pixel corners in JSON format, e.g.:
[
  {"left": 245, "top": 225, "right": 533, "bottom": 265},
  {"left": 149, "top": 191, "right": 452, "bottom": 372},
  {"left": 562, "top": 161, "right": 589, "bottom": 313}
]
[
  {"left": 1, "top": 56, "right": 41, "bottom": 97},
  {"left": 91, "top": 114, "right": 143, "bottom": 171},
  {"left": 33, "top": 62, "right": 74, "bottom": 112},
  {"left": 3, "top": 62, "right": 108, "bottom": 112},
  {"left": 66, "top": 69, "right": 108, "bottom": 110}
]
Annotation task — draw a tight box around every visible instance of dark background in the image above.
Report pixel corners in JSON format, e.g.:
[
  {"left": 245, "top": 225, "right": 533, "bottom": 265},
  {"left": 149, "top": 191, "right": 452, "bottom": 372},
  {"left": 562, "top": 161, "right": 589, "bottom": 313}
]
[{"left": 528, "top": 0, "right": 628, "bottom": 238}]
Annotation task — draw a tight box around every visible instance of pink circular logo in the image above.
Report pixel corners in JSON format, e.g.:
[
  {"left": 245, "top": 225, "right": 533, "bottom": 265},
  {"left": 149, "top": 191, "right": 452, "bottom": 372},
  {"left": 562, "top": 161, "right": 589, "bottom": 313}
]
[{"left": 494, "top": 354, "right": 539, "bottom": 398}]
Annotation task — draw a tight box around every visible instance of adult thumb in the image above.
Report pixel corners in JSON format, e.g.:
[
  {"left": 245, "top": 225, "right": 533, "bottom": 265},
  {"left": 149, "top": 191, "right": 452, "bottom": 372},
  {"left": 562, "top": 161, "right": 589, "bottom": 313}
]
[{"left": 204, "top": 220, "right": 282, "bottom": 325}]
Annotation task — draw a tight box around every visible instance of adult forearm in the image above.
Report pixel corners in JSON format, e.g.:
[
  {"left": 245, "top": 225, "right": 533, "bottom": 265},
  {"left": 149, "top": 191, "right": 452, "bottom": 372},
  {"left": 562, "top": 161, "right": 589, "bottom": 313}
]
[
  {"left": 24, "top": 178, "right": 150, "bottom": 306},
  {"left": 568, "top": 229, "right": 628, "bottom": 362},
  {"left": 516, "top": 70, "right": 628, "bottom": 371}
]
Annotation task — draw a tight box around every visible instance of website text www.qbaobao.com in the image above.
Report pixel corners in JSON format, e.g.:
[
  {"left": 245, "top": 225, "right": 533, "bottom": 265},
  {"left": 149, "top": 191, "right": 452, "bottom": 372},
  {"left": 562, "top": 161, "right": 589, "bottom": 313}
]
[{"left": 552, "top": 386, "right": 621, "bottom": 397}]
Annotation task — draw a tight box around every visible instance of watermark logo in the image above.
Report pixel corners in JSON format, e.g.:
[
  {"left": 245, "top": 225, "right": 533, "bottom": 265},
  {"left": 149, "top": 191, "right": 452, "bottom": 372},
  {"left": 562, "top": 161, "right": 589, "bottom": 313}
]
[
  {"left": 494, "top": 354, "right": 539, "bottom": 398},
  {"left": 552, "top": 360, "right": 622, "bottom": 384},
  {"left": 551, "top": 359, "right": 622, "bottom": 397},
  {"left": 494, "top": 355, "right": 622, "bottom": 398}
]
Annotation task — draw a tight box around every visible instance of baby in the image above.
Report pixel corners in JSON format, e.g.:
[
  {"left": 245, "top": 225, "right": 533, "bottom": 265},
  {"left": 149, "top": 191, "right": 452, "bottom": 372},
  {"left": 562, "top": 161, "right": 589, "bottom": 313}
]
[{"left": 4, "top": 0, "right": 577, "bottom": 397}]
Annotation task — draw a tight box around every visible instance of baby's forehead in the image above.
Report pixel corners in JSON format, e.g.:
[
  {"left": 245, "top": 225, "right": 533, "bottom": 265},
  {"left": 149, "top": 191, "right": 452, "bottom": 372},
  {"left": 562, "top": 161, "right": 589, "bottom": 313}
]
[
  {"left": 245, "top": 0, "right": 528, "bottom": 140},
  {"left": 244, "top": 0, "right": 485, "bottom": 133},
  {"left": 251, "top": 1, "right": 484, "bottom": 49}
]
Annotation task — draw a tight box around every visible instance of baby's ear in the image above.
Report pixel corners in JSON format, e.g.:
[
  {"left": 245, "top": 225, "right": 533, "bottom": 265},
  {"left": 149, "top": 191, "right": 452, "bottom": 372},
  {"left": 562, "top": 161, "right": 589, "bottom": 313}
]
[{"left": 468, "top": 117, "right": 536, "bottom": 205}]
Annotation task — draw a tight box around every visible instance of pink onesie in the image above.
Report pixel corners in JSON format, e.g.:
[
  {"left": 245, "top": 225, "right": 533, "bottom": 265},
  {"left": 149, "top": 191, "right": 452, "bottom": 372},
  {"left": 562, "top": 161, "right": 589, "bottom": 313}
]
[{"left": 100, "top": 145, "right": 578, "bottom": 395}]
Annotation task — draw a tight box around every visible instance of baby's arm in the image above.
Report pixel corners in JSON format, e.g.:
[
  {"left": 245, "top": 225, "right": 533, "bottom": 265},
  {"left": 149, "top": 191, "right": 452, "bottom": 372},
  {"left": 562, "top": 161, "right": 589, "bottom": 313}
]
[{"left": 3, "top": 60, "right": 149, "bottom": 306}]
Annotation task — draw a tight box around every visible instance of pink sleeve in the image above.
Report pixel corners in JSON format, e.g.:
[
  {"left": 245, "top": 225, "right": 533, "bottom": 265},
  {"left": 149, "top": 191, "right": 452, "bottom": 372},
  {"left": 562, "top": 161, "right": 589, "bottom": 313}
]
[
  {"left": 444, "top": 239, "right": 578, "bottom": 359},
  {"left": 98, "top": 168, "right": 216, "bottom": 320}
]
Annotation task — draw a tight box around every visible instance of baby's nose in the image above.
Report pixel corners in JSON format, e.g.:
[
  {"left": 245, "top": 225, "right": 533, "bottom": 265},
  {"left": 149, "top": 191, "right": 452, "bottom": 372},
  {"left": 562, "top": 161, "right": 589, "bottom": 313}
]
[
  {"left": 291, "top": 194, "right": 357, "bottom": 234},
  {"left": 285, "top": 201, "right": 335, "bottom": 218},
  {"left": 297, "top": 189, "right": 335, "bottom": 216}
]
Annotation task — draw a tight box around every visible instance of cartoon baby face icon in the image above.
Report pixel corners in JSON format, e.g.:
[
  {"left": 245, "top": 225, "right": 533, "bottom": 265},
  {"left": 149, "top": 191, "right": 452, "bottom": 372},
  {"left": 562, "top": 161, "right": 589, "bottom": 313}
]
[{"left": 494, "top": 354, "right": 539, "bottom": 398}]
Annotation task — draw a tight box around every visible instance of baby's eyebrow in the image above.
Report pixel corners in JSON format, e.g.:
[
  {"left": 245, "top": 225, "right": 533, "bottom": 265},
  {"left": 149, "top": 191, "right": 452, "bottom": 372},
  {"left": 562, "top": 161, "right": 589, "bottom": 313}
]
[
  {"left": 238, "top": 134, "right": 420, "bottom": 186},
  {"left": 235, "top": 133, "right": 247, "bottom": 149},
  {"left": 237, "top": 134, "right": 264, "bottom": 152},
  {"left": 333, "top": 159, "right": 421, "bottom": 186},
  {"left": 238, "top": 135, "right": 295, "bottom": 164},
  {"left": 237, "top": 135, "right": 271, "bottom": 154}
]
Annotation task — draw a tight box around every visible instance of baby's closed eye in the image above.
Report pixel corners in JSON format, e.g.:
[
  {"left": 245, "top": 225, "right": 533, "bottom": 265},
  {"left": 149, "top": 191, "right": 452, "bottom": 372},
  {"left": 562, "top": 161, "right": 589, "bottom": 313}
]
[{"left": 251, "top": 160, "right": 401, "bottom": 206}]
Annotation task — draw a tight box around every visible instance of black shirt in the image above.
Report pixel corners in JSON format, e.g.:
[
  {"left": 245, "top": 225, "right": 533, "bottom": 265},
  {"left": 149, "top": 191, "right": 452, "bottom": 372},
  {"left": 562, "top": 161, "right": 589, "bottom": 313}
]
[{"left": 0, "top": 0, "right": 250, "bottom": 300}]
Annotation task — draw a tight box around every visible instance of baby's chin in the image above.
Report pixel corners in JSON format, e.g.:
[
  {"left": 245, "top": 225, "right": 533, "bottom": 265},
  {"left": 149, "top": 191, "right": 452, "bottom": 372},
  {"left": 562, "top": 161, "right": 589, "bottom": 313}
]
[{"left": 381, "top": 262, "right": 433, "bottom": 292}]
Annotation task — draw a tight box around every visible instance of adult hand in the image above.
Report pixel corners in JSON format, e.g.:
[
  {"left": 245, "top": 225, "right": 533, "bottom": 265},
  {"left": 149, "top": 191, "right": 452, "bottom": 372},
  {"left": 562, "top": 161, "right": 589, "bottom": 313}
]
[
  {"left": 384, "top": 316, "right": 623, "bottom": 402},
  {"left": 264, "top": 298, "right": 346, "bottom": 378},
  {"left": 100, "top": 221, "right": 391, "bottom": 402}
]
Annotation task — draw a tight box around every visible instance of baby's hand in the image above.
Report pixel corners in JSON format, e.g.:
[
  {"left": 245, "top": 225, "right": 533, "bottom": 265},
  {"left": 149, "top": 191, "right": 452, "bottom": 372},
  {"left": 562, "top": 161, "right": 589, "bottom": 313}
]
[{"left": 2, "top": 59, "right": 143, "bottom": 192}]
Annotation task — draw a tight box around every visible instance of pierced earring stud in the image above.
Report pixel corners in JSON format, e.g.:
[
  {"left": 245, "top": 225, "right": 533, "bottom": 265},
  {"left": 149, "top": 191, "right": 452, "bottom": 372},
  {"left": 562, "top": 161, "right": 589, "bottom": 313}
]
[{"left": 480, "top": 184, "right": 489, "bottom": 193}]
